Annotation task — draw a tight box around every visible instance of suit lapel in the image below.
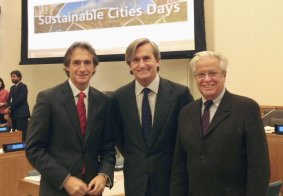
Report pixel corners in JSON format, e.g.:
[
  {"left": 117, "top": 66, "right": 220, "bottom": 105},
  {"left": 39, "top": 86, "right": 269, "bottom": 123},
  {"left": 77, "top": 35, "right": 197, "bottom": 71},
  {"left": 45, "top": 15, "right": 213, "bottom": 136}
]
[
  {"left": 149, "top": 78, "right": 173, "bottom": 148},
  {"left": 191, "top": 99, "right": 203, "bottom": 137},
  {"left": 84, "top": 88, "right": 101, "bottom": 143},
  {"left": 205, "top": 91, "right": 231, "bottom": 136},
  {"left": 124, "top": 82, "right": 148, "bottom": 151},
  {"left": 60, "top": 81, "right": 83, "bottom": 143}
]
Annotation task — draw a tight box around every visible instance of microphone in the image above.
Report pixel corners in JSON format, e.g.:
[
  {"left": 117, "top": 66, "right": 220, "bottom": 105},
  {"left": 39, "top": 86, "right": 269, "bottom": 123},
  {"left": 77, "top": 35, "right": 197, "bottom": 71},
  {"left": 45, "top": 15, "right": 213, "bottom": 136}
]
[{"left": 261, "top": 108, "right": 276, "bottom": 119}]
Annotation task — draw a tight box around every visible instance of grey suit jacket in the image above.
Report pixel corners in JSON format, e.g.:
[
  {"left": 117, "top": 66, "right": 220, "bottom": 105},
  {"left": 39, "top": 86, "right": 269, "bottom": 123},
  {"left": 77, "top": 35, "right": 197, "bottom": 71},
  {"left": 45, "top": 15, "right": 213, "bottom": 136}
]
[
  {"left": 26, "top": 81, "right": 115, "bottom": 196},
  {"left": 170, "top": 90, "right": 270, "bottom": 196},
  {"left": 111, "top": 77, "right": 193, "bottom": 196}
]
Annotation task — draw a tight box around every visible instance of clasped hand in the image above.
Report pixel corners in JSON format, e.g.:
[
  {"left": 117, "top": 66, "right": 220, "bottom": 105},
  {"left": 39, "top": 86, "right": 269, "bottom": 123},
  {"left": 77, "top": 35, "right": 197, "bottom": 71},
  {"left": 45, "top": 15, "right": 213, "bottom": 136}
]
[{"left": 64, "top": 175, "right": 106, "bottom": 196}]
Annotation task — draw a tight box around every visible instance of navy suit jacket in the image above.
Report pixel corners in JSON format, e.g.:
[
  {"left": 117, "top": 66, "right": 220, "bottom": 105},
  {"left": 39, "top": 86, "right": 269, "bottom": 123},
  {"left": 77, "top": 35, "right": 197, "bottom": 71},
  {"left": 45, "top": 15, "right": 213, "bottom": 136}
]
[
  {"left": 171, "top": 91, "right": 270, "bottom": 196},
  {"left": 7, "top": 82, "right": 30, "bottom": 118},
  {"left": 112, "top": 77, "right": 193, "bottom": 196},
  {"left": 26, "top": 81, "right": 115, "bottom": 196}
]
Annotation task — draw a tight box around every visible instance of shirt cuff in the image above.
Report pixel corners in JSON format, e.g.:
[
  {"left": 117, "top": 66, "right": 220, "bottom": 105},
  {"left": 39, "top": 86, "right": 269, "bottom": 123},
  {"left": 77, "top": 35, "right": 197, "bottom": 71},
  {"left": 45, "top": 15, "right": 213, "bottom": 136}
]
[
  {"left": 98, "top": 173, "right": 112, "bottom": 187},
  {"left": 60, "top": 174, "right": 71, "bottom": 190}
]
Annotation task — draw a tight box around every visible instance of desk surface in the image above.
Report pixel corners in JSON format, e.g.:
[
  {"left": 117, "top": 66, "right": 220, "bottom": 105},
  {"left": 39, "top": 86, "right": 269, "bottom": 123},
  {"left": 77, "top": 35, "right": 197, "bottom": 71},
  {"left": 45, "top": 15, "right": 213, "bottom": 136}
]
[
  {"left": 0, "top": 151, "right": 33, "bottom": 196},
  {"left": 0, "top": 131, "right": 22, "bottom": 147}
]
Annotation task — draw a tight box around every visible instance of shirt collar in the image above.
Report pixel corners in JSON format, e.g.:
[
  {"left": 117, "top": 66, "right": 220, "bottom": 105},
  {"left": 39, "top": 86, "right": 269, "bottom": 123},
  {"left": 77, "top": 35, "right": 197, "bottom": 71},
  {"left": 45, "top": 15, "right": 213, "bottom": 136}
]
[
  {"left": 202, "top": 88, "right": 226, "bottom": 107},
  {"left": 135, "top": 75, "right": 160, "bottom": 96},
  {"left": 68, "top": 79, "right": 89, "bottom": 98}
]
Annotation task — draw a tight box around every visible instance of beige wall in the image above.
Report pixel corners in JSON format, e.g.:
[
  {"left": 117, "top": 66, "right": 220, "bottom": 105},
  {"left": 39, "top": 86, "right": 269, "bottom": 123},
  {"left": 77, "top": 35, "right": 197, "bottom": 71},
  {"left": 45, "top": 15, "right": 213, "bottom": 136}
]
[{"left": 0, "top": 0, "right": 283, "bottom": 111}]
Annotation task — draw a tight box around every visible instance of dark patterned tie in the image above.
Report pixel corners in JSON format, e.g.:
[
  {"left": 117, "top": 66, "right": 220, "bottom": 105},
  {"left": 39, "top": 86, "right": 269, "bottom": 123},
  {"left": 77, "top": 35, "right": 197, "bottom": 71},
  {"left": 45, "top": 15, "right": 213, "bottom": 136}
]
[
  {"left": 202, "top": 100, "right": 213, "bottom": 135},
  {"left": 77, "top": 92, "right": 86, "bottom": 138},
  {"left": 142, "top": 88, "right": 152, "bottom": 146}
]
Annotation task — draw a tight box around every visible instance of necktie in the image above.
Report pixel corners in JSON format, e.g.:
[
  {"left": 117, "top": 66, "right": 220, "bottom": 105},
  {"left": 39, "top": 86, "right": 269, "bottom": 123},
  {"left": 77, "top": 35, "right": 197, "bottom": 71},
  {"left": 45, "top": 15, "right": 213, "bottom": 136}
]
[
  {"left": 142, "top": 88, "right": 152, "bottom": 146},
  {"left": 202, "top": 100, "right": 213, "bottom": 135},
  {"left": 77, "top": 92, "right": 86, "bottom": 138}
]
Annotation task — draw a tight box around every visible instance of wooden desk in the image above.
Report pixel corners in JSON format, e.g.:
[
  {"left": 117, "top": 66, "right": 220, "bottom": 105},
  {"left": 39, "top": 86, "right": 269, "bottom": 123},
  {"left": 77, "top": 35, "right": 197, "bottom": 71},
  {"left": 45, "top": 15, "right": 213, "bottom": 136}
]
[
  {"left": 267, "top": 133, "right": 283, "bottom": 194},
  {"left": 0, "top": 131, "right": 22, "bottom": 147},
  {"left": 18, "top": 179, "right": 39, "bottom": 196},
  {"left": 18, "top": 171, "right": 125, "bottom": 196},
  {"left": 0, "top": 151, "right": 33, "bottom": 196}
]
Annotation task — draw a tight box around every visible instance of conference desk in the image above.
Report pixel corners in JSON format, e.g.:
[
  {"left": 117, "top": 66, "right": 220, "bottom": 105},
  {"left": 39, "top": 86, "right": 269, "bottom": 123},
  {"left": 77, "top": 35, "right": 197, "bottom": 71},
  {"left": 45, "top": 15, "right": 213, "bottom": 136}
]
[
  {"left": 0, "top": 130, "right": 22, "bottom": 147},
  {"left": 0, "top": 150, "right": 33, "bottom": 196},
  {"left": 18, "top": 171, "right": 125, "bottom": 196},
  {"left": 267, "top": 133, "right": 283, "bottom": 194}
]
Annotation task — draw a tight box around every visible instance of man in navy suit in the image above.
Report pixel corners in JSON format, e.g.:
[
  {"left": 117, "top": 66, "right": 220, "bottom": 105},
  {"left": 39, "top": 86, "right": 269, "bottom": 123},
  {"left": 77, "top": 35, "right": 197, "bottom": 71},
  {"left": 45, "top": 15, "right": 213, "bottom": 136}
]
[
  {"left": 26, "top": 42, "right": 115, "bottom": 196},
  {"left": 111, "top": 38, "right": 194, "bottom": 196},
  {"left": 7, "top": 70, "right": 30, "bottom": 140},
  {"left": 170, "top": 51, "right": 270, "bottom": 196}
]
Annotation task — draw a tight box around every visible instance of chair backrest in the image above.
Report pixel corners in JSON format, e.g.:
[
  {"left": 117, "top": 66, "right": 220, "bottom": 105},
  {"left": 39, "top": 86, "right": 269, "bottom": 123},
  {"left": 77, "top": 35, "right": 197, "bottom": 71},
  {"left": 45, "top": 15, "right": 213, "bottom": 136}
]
[
  {"left": 262, "top": 110, "right": 283, "bottom": 127},
  {"left": 266, "top": 181, "right": 282, "bottom": 196}
]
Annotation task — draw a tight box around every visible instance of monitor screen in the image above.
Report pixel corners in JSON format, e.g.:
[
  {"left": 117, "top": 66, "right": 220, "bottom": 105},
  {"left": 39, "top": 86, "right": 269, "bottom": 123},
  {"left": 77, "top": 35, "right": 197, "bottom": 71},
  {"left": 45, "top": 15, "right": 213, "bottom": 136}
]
[{"left": 21, "top": 0, "right": 206, "bottom": 64}]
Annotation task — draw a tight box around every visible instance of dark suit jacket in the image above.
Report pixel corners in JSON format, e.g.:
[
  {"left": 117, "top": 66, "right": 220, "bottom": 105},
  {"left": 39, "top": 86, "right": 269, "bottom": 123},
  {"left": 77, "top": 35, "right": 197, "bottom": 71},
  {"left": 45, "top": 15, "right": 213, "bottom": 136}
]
[
  {"left": 26, "top": 81, "right": 115, "bottom": 196},
  {"left": 170, "top": 90, "right": 270, "bottom": 196},
  {"left": 111, "top": 77, "right": 193, "bottom": 196},
  {"left": 7, "top": 82, "right": 30, "bottom": 118}
]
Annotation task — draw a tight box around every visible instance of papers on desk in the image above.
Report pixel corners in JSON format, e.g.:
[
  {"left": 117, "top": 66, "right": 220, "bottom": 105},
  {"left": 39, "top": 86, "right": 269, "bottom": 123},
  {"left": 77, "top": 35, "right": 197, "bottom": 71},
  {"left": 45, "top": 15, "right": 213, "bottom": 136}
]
[
  {"left": 0, "top": 149, "right": 3, "bottom": 154},
  {"left": 25, "top": 175, "right": 41, "bottom": 182},
  {"left": 265, "top": 126, "right": 275, "bottom": 133}
]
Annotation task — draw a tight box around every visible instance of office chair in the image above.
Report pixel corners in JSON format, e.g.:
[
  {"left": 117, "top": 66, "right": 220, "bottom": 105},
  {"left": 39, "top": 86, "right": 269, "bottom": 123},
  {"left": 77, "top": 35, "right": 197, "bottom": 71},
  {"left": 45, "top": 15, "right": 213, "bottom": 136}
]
[
  {"left": 262, "top": 110, "right": 283, "bottom": 127},
  {"left": 266, "top": 181, "right": 282, "bottom": 196}
]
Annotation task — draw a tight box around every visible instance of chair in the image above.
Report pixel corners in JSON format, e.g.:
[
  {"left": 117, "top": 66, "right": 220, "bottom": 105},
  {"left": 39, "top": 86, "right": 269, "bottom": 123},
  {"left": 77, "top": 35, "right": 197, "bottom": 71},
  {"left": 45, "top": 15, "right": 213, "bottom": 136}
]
[
  {"left": 262, "top": 110, "right": 283, "bottom": 127},
  {"left": 266, "top": 181, "right": 282, "bottom": 196}
]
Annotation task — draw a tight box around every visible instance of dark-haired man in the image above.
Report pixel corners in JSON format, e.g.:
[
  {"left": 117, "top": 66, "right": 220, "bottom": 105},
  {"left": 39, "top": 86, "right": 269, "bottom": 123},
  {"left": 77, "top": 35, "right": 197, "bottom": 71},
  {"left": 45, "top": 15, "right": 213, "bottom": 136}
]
[
  {"left": 26, "top": 42, "right": 115, "bottom": 196},
  {"left": 7, "top": 70, "right": 30, "bottom": 140}
]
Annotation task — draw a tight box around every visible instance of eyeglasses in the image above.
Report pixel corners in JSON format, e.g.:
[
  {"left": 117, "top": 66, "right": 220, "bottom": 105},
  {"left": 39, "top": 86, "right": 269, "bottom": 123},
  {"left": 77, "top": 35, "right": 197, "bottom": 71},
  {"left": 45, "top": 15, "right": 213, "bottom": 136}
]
[
  {"left": 71, "top": 60, "right": 93, "bottom": 67},
  {"left": 131, "top": 56, "right": 152, "bottom": 65},
  {"left": 194, "top": 71, "right": 223, "bottom": 79}
]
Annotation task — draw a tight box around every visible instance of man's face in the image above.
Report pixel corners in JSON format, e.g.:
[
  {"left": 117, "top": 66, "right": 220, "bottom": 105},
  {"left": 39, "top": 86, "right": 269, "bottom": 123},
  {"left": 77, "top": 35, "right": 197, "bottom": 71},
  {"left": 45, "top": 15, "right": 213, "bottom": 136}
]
[
  {"left": 66, "top": 47, "right": 96, "bottom": 91},
  {"left": 11, "top": 74, "right": 21, "bottom": 84},
  {"left": 129, "top": 43, "right": 159, "bottom": 87},
  {"left": 194, "top": 56, "right": 226, "bottom": 100}
]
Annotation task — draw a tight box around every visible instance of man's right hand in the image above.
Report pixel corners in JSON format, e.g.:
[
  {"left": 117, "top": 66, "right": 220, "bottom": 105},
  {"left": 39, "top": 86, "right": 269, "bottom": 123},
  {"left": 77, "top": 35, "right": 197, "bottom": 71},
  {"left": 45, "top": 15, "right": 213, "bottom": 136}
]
[{"left": 63, "top": 176, "right": 88, "bottom": 196}]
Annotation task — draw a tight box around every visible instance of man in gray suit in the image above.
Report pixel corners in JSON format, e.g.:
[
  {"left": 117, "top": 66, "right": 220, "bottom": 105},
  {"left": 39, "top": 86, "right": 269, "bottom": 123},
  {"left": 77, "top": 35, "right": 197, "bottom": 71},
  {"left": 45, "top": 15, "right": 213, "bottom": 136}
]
[
  {"left": 170, "top": 51, "right": 270, "bottom": 196},
  {"left": 111, "top": 38, "right": 194, "bottom": 196},
  {"left": 26, "top": 42, "right": 115, "bottom": 196}
]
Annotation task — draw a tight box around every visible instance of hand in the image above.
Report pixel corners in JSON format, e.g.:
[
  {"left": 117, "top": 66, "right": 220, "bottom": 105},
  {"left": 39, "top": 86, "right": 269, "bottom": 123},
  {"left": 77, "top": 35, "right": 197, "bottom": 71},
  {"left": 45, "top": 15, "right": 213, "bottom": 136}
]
[
  {"left": 86, "top": 175, "right": 106, "bottom": 195},
  {"left": 63, "top": 176, "right": 88, "bottom": 196}
]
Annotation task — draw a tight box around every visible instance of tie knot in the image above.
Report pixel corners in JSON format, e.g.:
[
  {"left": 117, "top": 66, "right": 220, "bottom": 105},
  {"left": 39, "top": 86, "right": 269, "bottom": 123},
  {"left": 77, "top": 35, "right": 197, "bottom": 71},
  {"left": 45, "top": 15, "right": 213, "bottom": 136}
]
[
  {"left": 204, "top": 100, "right": 213, "bottom": 109},
  {"left": 78, "top": 92, "right": 85, "bottom": 99},
  {"left": 143, "top": 88, "right": 151, "bottom": 96}
]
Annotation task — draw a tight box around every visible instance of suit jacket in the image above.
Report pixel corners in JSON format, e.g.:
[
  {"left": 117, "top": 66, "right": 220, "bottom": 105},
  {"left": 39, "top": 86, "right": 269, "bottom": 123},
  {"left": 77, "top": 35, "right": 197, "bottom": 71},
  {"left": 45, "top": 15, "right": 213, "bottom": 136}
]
[
  {"left": 7, "top": 82, "right": 30, "bottom": 118},
  {"left": 111, "top": 77, "right": 193, "bottom": 196},
  {"left": 26, "top": 81, "right": 115, "bottom": 196},
  {"left": 170, "top": 90, "right": 270, "bottom": 196}
]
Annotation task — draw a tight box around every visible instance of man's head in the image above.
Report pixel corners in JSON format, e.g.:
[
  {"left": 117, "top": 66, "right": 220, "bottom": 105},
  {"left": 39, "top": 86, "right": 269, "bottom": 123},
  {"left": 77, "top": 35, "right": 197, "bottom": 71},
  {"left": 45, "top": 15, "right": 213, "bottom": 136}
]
[
  {"left": 125, "top": 38, "right": 161, "bottom": 87},
  {"left": 63, "top": 42, "right": 99, "bottom": 91},
  {"left": 10, "top": 70, "right": 22, "bottom": 84},
  {"left": 190, "top": 51, "right": 228, "bottom": 100}
]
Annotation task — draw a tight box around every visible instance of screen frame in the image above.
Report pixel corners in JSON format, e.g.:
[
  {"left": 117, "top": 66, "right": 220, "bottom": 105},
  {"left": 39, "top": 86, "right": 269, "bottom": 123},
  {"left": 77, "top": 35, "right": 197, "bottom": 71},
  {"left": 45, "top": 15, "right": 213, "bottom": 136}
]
[{"left": 20, "top": 0, "right": 206, "bottom": 65}]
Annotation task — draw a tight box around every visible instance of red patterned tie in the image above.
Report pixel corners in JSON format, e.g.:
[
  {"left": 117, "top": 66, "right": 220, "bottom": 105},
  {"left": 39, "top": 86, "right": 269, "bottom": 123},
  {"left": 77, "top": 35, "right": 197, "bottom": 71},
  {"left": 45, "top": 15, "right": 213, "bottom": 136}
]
[{"left": 77, "top": 92, "right": 86, "bottom": 138}]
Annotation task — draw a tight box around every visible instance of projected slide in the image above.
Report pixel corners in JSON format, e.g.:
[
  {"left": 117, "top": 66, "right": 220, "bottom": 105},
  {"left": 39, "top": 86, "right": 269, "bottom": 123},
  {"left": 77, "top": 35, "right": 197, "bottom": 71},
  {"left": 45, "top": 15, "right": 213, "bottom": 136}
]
[{"left": 23, "top": 0, "right": 204, "bottom": 63}]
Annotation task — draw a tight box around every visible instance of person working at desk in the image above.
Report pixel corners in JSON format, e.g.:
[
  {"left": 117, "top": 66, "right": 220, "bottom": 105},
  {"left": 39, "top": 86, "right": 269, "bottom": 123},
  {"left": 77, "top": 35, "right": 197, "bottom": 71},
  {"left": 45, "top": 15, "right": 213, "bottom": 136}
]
[
  {"left": 111, "top": 38, "right": 194, "bottom": 196},
  {"left": 170, "top": 51, "right": 270, "bottom": 196},
  {"left": 26, "top": 42, "right": 115, "bottom": 196}
]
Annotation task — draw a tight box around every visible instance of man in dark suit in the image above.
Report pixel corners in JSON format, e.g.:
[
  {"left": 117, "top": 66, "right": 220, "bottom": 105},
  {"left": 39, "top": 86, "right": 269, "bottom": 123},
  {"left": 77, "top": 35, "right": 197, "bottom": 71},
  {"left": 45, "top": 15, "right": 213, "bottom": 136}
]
[
  {"left": 7, "top": 70, "right": 30, "bottom": 140},
  {"left": 170, "top": 51, "right": 270, "bottom": 196},
  {"left": 111, "top": 38, "right": 194, "bottom": 196},
  {"left": 26, "top": 42, "right": 115, "bottom": 196}
]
